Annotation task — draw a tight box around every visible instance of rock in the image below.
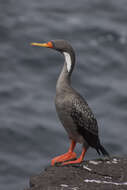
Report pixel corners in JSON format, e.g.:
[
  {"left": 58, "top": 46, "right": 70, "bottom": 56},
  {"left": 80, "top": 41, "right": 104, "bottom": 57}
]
[{"left": 26, "top": 157, "right": 127, "bottom": 190}]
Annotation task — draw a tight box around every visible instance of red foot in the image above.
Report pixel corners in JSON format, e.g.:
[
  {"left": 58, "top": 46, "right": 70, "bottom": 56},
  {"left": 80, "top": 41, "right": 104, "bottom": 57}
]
[
  {"left": 61, "top": 147, "right": 86, "bottom": 166},
  {"left": 62, "top": 157, "right": 83, "bottom": 165},
  {"left": 51, "top": 152, "right": 77, "bottom": 166}
]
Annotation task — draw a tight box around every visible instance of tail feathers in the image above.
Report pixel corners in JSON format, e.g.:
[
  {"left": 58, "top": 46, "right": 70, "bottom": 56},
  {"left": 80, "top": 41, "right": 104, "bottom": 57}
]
[{"left": 97, "top": 144, "right": 110, "bottom": 157}]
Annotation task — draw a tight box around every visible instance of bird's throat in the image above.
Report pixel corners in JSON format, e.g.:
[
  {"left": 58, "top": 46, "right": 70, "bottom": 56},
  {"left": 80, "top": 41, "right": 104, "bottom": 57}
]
[
  {"left": 56, "top": 62, "right": 71, "bottom": 94},
  {"left": 56, "top": 52, "right": 74, "bottom": 94}
]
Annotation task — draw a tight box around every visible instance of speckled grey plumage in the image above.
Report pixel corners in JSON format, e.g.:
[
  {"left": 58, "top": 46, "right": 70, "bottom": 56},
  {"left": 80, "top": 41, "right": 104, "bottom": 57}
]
[
  {"left": 55, "top": 62, "right": 97, "bottom": 151},
  {"left": 53, "top": 40, "right": 109, "bottom": 156}
]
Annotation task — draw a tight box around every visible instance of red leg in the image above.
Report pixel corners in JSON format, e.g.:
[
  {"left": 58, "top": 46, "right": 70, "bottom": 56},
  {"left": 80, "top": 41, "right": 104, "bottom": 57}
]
[
  {"left": 62, "top": 147, "right": 86, "bottom": 165},
  {"left": 51, "top": 140, "right": 77, "bottom": 166}
]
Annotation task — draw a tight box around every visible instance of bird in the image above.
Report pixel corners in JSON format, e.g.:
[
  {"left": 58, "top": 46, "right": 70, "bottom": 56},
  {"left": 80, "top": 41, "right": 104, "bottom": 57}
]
[{"left": 31, "top": 40, "right": 109, "bottom": 166}]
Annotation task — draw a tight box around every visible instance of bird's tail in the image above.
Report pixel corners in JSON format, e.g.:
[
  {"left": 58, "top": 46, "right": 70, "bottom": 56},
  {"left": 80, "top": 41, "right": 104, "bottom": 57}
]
[{"left": 97, "top": 143, "right": 110, "bottom": 157}]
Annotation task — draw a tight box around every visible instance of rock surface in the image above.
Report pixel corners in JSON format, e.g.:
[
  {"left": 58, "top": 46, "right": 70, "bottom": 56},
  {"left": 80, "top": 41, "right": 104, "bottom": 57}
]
[{"left": 26, "top": 157, "right": 127, "bottom": 190}]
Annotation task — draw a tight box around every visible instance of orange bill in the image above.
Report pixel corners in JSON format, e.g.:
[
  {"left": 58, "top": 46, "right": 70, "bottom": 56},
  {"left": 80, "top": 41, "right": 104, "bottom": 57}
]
[{"left": 31, "top": 41, "right": 53, "bottom": 48}]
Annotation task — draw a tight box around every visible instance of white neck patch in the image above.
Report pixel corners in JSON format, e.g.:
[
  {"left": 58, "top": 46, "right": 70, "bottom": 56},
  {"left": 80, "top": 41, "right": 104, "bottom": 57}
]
[{"left": 63, "top": 52, "right": 72, "bottom": 72}]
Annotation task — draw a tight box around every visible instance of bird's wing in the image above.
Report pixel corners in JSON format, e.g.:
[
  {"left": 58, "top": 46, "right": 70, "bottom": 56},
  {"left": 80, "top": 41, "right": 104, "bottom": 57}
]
[
  {"left": 70, "top": 97, "right": 99, "bottom": 137},
  {"left": 70, "top": 97, "right": 100, "bottom": 148}
]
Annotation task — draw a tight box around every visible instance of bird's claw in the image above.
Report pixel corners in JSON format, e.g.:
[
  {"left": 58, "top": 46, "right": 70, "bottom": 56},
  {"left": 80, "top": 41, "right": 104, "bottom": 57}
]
[{"left": 51, "top": 152, "right": 77, "bottom": 166}]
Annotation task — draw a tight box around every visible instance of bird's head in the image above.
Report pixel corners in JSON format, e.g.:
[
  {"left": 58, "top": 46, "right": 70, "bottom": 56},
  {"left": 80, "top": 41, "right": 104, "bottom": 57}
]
[
  {"left": 31, "top": 40, "right": 75, "bottom": 73},
  {"left": 31, "top": 39, "right": 74, "bottom": 53}
]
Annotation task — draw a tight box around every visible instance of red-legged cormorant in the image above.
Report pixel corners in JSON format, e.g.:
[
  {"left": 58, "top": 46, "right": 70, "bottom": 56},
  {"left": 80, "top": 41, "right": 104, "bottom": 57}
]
[{"left": 31, "top": 40, "right": 109, "bottom": 166}]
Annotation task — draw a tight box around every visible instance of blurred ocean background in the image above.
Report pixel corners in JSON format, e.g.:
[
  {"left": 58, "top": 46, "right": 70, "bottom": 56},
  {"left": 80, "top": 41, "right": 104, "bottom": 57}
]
[{"left": 0, "top": 0, "right": 127, "bottom": 189}]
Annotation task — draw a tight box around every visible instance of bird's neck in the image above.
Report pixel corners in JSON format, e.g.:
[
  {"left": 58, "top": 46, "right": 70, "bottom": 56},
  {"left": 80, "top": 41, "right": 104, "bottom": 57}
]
[{"left": 56, "top": 52, "right": 75, "bottom": 94}]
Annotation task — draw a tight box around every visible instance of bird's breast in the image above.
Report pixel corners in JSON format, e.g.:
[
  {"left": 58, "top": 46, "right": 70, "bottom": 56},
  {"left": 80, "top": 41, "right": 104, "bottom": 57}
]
[
  {"left": 55, "top": 93, "right": 85, "bottom": 143},
  {"left": 55, "top": 93, "right": 75, "bottom": 126},
  {"left": 55, "top": 93, "right": 72, "bottom": 120}
]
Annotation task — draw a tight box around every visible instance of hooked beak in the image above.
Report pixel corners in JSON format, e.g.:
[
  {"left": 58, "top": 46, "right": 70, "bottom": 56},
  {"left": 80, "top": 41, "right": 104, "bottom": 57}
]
[{"left": 31, "top": 41, "right": 53, "bottom": 48}]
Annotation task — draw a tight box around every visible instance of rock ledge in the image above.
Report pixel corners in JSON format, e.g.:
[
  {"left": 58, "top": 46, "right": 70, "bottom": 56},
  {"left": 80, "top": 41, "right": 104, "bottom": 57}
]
[{"left": 26, "top": 157, "right": 127, "bottom": 190}]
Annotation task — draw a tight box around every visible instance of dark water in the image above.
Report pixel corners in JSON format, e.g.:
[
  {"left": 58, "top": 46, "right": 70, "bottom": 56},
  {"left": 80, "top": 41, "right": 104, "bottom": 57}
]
[{"left": 0, "top": 0, "right": 127, "bottom": 189}]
